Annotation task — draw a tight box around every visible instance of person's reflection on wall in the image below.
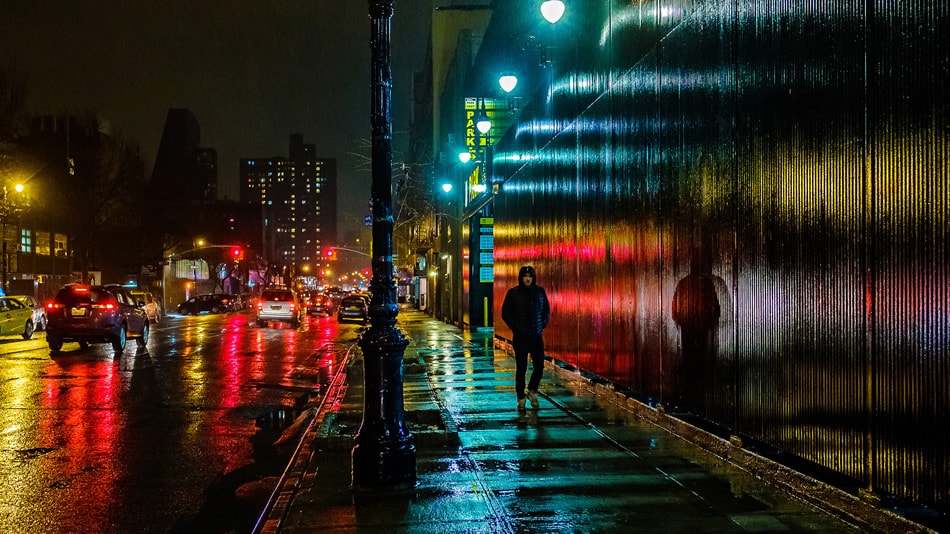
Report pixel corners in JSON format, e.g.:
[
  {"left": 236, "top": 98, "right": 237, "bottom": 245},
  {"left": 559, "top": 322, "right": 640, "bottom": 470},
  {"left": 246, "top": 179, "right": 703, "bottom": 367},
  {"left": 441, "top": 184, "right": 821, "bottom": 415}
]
[{"left": 672, "top": 249, "right": 721, "bottom": 416}]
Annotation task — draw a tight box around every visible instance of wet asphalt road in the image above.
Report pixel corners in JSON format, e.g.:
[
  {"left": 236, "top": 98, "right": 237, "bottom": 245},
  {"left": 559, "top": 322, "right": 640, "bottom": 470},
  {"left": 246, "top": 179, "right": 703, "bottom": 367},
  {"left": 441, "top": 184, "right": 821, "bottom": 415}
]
[{"left": 0, "top": 310, "right": 358, "bottom": 533}]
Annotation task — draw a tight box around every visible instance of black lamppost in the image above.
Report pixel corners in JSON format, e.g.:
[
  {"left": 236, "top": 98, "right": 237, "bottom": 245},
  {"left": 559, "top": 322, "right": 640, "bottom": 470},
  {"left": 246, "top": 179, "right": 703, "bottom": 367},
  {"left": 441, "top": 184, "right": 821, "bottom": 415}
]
[{"left": 351, "top": 0, "right": 416, "bottom": 489}]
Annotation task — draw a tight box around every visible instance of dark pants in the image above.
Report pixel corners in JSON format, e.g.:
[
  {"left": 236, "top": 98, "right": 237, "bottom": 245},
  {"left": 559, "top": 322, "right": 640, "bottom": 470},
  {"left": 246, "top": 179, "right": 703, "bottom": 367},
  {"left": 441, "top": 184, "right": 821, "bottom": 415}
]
[{"left": 514, "top": 333, "right": 545, "bottom": 399}]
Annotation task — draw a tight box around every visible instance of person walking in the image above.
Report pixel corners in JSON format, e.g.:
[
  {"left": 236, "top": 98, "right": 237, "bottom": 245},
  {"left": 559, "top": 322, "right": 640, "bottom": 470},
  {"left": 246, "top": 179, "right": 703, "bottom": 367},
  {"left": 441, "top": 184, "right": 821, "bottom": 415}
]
[{"left": 501, "top": 265, "right": 551, "bottom": 411}]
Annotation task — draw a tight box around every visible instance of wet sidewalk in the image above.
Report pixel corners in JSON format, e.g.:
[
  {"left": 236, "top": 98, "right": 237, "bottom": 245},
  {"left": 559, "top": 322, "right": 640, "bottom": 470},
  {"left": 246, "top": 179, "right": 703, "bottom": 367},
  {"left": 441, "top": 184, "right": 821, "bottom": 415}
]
[{"left": 260, "top": 310, "right": 928, "bottom": 533}]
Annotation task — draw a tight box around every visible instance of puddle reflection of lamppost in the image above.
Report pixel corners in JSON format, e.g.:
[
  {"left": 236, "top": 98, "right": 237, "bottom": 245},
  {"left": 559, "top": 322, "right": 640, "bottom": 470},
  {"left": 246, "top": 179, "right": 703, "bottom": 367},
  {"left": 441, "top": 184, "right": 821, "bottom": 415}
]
[{"left": 1, "top": 184, "right": 25, "bottom": 294}]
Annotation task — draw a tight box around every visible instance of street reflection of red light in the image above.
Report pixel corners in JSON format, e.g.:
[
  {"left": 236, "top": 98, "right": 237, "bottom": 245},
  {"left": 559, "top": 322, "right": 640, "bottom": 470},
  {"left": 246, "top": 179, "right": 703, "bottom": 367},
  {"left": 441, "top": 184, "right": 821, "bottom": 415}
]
[
  {"left": 219, "top": 314, "right": 254, "bottom": 410},
  {"left": 38, "top": 359, "right": 119, "bottom": 524}
]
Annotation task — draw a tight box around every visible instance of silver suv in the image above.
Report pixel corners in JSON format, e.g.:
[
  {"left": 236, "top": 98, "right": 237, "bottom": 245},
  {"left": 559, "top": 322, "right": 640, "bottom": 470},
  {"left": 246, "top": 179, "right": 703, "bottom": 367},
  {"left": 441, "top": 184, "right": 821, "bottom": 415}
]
[{"left": 256, "top": 288, "right": 300, "bottom": 328}]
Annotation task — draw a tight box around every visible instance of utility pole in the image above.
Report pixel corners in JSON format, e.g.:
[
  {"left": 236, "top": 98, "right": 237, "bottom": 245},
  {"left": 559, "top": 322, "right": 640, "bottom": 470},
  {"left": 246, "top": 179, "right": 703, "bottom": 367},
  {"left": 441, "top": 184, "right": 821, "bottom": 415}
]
[{"left": 351, "top": 0, "right": 416, "bottom": 489}]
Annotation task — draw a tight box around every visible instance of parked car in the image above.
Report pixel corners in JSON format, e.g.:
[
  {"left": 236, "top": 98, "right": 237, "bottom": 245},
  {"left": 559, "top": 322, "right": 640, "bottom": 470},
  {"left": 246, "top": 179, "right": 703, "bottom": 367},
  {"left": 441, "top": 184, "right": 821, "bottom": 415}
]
[
  {"left": 8, "top": 294, "right": 47, "bottom": 332},
  {"left": 324, "top": 287, "right": 348, "bottom": 311},
  {"left": 0, "top": 296, "right": 39, "bottom": 339},
  {"left": 229, "top": 292, "right": 253, "bottom": 311},
  {"left": 337, "top": 295, "right": 369, "bottom": 323},
  {"left": 177, "top": 294, "right": 234, "bottom": 315},
  {"left": 130, "top": 290, "right": 163, "bottom": 322},
  {"left": 256, "top": 288, "right": 300, "bottom": 327},
  {"left": 45, "top": 284, "right": 149, "bottom": 354}
]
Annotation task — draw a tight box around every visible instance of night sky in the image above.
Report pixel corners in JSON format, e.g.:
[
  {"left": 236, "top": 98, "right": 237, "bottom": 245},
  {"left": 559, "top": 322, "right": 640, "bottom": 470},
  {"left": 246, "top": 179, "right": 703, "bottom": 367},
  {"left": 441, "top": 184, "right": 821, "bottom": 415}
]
[{"left": 0, "top": 0, "right": 431, "bottom": 235}]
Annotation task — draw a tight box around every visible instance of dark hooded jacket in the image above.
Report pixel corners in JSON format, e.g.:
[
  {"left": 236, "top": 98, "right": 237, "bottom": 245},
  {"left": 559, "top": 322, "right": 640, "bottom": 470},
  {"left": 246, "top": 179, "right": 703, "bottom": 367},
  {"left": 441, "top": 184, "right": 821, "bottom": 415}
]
[{"left": 501, "top": 266, "right": 551, "bottom": 337}]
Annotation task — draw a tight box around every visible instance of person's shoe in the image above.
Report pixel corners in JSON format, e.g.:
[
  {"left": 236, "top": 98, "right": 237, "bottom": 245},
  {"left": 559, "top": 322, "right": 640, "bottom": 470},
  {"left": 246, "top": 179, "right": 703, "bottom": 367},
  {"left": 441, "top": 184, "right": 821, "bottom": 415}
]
[
  {"left": 526, "top": 389, "right": 540, "bottom": 409},
  {"left": 517, "top": 398, "right": 526, "bottom": 411}
]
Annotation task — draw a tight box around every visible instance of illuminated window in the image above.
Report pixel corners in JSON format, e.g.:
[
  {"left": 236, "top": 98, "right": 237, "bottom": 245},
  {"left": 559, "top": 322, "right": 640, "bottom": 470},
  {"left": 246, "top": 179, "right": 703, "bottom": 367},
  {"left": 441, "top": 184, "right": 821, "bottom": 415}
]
[
  {"left": 55, "top": 233, "right": 67, "bottom": 257},
  {"left": 36, "top": 231, "right": 51, "bottom": 256},
  {"left": 19, "top": 229, "right": 33, "bottom": 253}
]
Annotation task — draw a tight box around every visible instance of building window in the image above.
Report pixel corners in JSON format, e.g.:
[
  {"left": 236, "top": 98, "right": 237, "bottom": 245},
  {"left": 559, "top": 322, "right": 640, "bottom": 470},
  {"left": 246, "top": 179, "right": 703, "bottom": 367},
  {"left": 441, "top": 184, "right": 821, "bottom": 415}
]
[
  {"left": 55, "top": 233, "right": 67, "bottom": 257},
  {"left": 36, "top": 231, "right": 51, "bottom": 256},
  {"left": 19, "top": 229, "right": 32, "bottom": 254}
]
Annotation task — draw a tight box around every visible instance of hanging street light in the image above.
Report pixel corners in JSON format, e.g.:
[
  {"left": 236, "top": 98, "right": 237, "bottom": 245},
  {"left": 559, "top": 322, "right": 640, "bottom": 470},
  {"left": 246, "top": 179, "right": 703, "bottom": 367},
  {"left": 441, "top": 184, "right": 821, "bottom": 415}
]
[
  {"left": 498, "top": 73, "right": 518, "bottom": 93},
  {"left": 541, "top": 0, "right": 565, "bottom": 23},
  {"left": 475, "top": 113, "right": 492, "bottom": 135}
]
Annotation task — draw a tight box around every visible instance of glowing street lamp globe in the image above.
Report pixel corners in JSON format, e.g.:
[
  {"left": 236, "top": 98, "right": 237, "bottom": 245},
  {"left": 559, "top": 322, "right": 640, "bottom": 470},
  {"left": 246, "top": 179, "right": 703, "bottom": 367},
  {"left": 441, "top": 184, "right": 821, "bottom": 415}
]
[
  {"left": 475, "top": 114, "right": 492, "bottom": 134},
  {"left": 498, "top": 73, "right": 518, "bottom": 93},
  {"left": 541, "top": 0, "right": 565, "bottom": 23}
]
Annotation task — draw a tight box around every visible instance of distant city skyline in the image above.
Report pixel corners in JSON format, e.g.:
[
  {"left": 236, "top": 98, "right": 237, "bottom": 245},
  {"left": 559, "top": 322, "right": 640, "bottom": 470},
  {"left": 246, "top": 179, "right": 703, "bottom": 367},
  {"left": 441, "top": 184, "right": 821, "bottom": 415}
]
[{"left": 0, "top": 1, "right": 432, "bottom": 235}]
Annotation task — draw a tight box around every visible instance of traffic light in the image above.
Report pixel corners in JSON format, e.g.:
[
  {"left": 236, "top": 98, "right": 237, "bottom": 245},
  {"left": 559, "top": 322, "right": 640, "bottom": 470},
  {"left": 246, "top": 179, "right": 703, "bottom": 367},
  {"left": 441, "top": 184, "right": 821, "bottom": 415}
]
[
  {"left": 325, "top": 248, "right": 336, "bottom": 261},
  {"left": 231, "top": 247, "right": 243, "bottom": 260}
]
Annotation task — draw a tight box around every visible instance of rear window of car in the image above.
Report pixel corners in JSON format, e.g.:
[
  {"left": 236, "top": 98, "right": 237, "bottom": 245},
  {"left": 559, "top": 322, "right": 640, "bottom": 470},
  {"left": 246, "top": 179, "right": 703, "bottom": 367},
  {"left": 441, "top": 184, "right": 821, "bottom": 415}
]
[
  {"left": 261, "top": 290, "right": 294, "bottom": 301},
  {"left": 55, "top": 287, "right": 114, "bottom": 305},
  {"left": 341, "top": 297, "right": 366, "bottom": 306}
]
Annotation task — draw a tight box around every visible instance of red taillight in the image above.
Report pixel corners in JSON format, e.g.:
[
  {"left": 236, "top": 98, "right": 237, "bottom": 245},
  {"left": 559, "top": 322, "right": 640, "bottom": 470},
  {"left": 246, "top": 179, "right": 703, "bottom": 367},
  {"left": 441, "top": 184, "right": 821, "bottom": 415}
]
[
  {"left": 47, "top": 302, "right": 64, "bottom": 310},
  {"left": 290, "top": 303, "right": 296, "bottom": 311},
  {"left": 256, "top": 302, "right": 263, "bottom": 311},
  {"left": 93, "top": 302, "right": 116, "bottom": 310}
]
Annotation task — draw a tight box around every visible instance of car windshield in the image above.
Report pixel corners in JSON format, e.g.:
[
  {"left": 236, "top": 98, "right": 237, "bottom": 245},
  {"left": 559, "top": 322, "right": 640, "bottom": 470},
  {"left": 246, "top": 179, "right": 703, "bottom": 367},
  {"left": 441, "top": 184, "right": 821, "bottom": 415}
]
[{"left": 341, "top": 297, "right": 365, "bottom": 307}]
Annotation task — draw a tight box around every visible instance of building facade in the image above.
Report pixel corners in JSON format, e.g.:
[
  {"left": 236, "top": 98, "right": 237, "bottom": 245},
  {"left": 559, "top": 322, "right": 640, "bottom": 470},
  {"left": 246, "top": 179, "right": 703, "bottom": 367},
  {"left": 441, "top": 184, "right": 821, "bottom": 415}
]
[
  {"left": 421, "top": 0, "right": 950, "bottom": 518},
  {"left": 240, "top": 134, "right": 337, "bottom": 282}
]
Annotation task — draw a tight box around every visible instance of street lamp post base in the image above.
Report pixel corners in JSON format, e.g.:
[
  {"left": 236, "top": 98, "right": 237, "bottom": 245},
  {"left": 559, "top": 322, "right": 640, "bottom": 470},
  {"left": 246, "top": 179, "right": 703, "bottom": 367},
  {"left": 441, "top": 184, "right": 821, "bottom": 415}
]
[
  {"left": 352, "top": 438, "right": 416, "bottom": 490},
  {"left": 352, "top": 324, "right": 416, "bottom": 489}
]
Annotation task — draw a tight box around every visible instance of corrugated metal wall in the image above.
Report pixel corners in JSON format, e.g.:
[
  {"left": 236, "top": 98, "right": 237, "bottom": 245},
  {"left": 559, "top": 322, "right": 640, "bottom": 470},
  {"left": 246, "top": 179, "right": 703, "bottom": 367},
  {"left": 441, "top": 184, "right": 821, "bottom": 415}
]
[{"left": 491, "top": 0, "right": 948, "bottom": 511}]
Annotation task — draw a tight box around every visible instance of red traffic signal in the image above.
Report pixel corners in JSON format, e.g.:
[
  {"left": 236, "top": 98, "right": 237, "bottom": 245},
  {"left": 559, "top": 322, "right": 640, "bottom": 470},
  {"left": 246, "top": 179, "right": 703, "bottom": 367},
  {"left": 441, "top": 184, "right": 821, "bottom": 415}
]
[{"left": 231, "top": 247, "right": 243, "bottom": 260}]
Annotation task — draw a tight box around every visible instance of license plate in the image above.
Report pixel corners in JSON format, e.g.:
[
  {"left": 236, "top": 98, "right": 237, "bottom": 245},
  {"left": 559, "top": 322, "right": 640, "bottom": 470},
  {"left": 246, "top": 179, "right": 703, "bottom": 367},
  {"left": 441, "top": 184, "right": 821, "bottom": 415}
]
[
  {"left": 71, "top": 307, "right": 87, "bottom": 317},
  {"left": 270, "top": 305, "right": 282, "bottom": 310}
]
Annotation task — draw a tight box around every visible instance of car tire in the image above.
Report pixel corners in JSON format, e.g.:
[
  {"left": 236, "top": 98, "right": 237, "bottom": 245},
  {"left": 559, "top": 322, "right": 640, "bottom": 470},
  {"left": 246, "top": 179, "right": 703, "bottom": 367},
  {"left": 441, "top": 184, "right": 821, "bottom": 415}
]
[
  {"left": 22, "top": 320, "right": 34, "bottom": 340},
  {"left": 136, "top": 322, "right": 149, "bottom": 347},
  {"left": 112, "top": 324, "right": 128, "bottom": 353},
  {"left": 257, "top": 319, "right": 266, "bottom": 328},
  {"left": 211, "top": 306, "right": 221, "bottom": 314},
  {"left": 48, "top": 337, "right": 63, "bottom": 352}
]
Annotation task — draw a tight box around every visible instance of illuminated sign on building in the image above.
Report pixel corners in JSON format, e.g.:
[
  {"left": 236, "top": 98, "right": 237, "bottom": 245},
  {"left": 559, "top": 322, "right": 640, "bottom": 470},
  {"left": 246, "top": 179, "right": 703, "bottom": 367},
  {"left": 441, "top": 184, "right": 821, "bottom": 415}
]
[{"left": 463, "top": 97, "right": 512, "bottom": 204}]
